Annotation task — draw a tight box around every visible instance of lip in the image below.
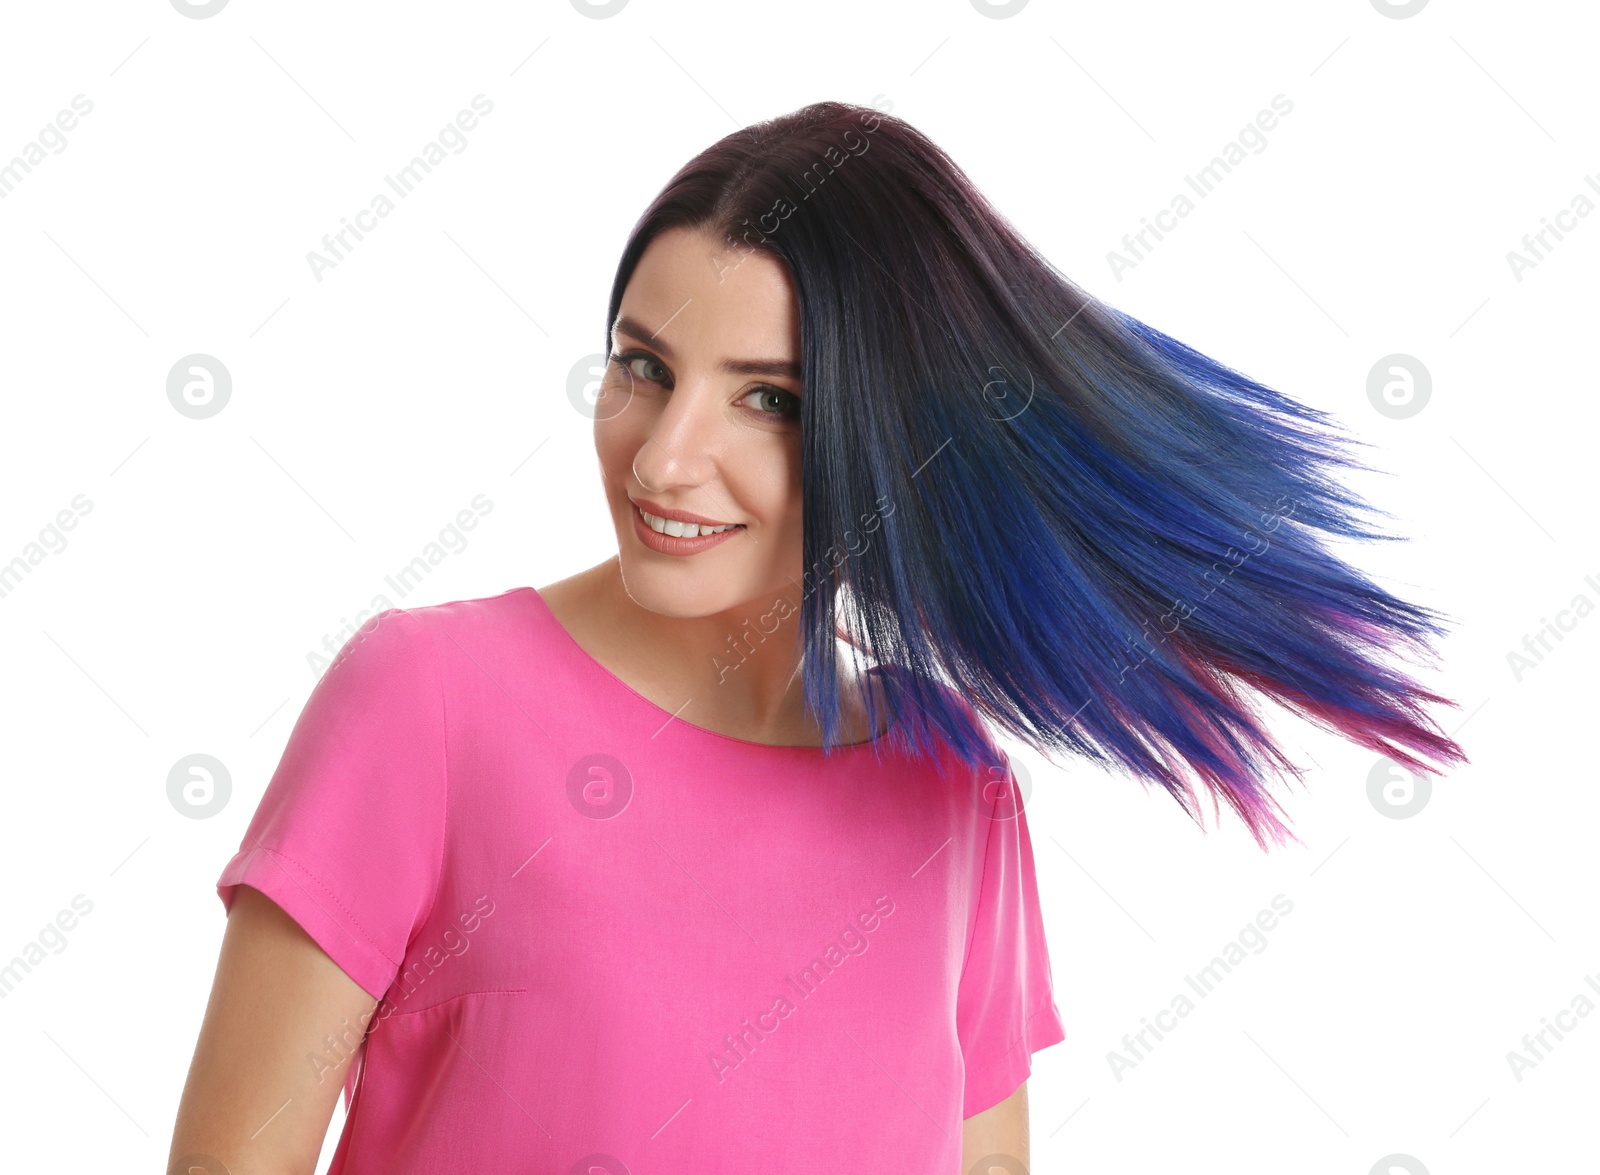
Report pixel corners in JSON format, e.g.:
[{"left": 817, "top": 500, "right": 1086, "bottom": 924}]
[
  {"left": 630, "top": 501, "right": 745, "bottom": 556},
  {"left": 629, "top": 497, "right": 740, "bottom": 527}
]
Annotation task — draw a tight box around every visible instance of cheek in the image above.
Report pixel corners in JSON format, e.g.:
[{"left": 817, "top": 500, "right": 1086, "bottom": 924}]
[
  {"left": 734, "top": 439, "right": 803, "bottom": 530},
  {"left": 592, "top": 415, "right": 639, "bottom": 486},
  {"left": 591, "top": 366, "right": 649, "bottom": 465}
]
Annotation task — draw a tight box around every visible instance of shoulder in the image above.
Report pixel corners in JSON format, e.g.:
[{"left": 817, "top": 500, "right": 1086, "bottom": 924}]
[
  {"left": 367, "top": 586, "right": 538, "bottom": 647},
  {"left": 322, "top": 586, "right": 537, "bottom": 689},
  {"left": 875, "top": 666, "right": 1010, "bottom": 786}
]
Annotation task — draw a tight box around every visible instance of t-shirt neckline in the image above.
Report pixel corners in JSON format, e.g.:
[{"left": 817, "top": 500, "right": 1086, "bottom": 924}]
[{"left": 517, "top": 585, "right": 894, "bottom": 754}]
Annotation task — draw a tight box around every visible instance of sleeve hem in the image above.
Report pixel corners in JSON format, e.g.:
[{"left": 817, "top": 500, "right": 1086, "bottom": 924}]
[
  {"left": 961, "top": 1000, "right": 1068, "bottom": 1120},
  {"left": 216, "top": 842, "right": 398, "bottom": 1001}
]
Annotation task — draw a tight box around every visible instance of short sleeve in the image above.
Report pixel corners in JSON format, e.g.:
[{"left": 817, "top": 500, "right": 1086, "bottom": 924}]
[
  {"left": 215, "top": 607, "right": 448, "bottom": 1001},
  {"left": 957, "top": 755, "right": 1067, "bottom": 1118}
]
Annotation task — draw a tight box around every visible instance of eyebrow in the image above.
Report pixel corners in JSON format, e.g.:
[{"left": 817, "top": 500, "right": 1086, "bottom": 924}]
[{"left": 612, "top": 314, "right": 802, "bottom": 380}]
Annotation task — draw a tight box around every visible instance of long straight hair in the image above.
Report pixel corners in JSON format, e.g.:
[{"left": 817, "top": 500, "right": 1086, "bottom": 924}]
[{"left": 603, "top": 99, "right": 1468, "bottom": 849}]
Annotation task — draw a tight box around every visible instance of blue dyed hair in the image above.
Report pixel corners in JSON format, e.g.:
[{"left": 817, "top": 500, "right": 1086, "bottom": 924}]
[{"left": 604, "top": 99, "right": 1468, "bottom": 848}]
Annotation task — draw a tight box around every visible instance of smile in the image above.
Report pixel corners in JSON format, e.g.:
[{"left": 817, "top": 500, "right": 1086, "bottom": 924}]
[
  {"left": 630, "top": 502, "right": 746, "bottom": 557},
  {"left": 636, "top": 506, "right": 743, "bottom": 538}
]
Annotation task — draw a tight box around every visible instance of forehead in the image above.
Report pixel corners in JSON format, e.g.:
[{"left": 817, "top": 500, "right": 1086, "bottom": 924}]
[{"left": 617, "top": 225, "right": 800, "bottom": 362}]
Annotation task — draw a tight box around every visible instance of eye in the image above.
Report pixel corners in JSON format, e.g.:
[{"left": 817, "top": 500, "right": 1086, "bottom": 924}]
[
  {"left": 610, "top": 350, "right": 670, "bottom": 386},
  {"left": 742, "top": 386, "right": 802, "bottom": 421}
]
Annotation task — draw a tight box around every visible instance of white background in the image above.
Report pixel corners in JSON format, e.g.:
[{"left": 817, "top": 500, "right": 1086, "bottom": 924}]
[{"left": 0, "top": 1, "right": 1594, "bottom": 1171}]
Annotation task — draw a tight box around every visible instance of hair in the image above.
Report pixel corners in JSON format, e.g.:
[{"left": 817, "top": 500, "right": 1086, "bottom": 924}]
[{"left": 602, "top": 99, "right": 1468, "bottom": 849}]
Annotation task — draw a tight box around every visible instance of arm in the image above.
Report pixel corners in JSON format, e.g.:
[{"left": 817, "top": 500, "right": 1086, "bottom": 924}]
[
  {"left": 168, "top": 884, "right": 380, "bottom": 1175},
  {"left": 961, "top": 1080, "right": 1030, "bottom": 1172}
]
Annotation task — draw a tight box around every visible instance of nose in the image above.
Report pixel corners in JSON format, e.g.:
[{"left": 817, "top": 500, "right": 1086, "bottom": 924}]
[{"left": 630, "top": 376, "right": 722, "bottom": 496}]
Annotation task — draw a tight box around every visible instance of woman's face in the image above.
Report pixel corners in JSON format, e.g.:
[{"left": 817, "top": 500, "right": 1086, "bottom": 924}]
[{"left": 594, "top": 225, "right": 806, "bottom": 619}]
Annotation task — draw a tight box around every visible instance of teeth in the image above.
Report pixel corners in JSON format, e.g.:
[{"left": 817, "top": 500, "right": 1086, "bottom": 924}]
[{"left": 639, "top": 507, "right": 738, "bottom": 538}]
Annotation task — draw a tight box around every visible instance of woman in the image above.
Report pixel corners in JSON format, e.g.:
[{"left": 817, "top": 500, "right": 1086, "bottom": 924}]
[{"left": 169, "top": 100, "right": 1466, "bottom": 1174}]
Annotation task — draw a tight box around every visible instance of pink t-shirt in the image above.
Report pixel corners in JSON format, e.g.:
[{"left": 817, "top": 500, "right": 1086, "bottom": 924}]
[{"left": 215, "top": 586, "right": 1064, "bottom": 1173}]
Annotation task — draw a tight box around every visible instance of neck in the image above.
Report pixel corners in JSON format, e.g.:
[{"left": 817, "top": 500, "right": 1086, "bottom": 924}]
[{"left": 579, "top": 557, "right": 882, "bottom": 746}]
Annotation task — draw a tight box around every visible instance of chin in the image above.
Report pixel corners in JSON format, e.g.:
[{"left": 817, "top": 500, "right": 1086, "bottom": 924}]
[
  {"left": 614, "top": 548, "right": 792, "bottom": 624},
  {"left": 625, "top": 577, "right": 744, "bottom": 622}
]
